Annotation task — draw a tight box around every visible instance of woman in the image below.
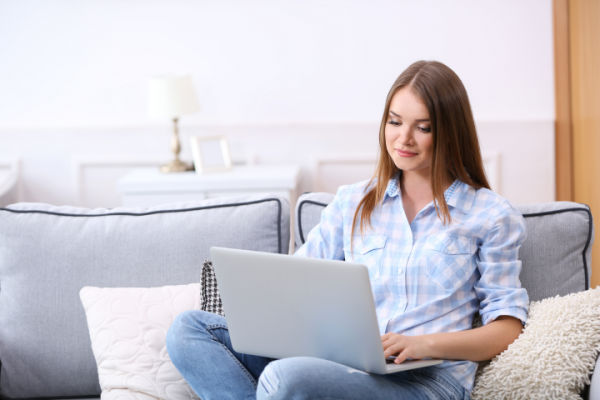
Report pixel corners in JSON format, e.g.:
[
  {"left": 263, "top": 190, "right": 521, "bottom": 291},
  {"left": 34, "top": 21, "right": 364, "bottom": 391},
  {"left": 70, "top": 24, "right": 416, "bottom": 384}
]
[{"left": 167, "top": 60, "right": 529, "bottom": 399}]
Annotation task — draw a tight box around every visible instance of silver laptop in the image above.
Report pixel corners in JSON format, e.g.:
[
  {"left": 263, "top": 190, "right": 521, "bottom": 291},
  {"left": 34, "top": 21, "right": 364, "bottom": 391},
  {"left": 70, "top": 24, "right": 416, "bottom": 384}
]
[{"left": 210, "top": 247, "right": 442, "bottom": 374}]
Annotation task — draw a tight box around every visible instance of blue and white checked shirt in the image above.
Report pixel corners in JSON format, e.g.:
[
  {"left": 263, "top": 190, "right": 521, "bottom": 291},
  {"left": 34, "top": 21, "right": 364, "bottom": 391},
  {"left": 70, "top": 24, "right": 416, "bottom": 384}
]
[{"left": 295, "top": 177, "right": 529, "bottom": 391}]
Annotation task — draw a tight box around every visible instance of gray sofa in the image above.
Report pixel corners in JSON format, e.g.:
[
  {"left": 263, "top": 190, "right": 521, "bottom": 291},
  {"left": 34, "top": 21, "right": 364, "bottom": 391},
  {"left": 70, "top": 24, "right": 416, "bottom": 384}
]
[
  {"left": 0, "top": 169, "right": 18, "bottom": 208},
  {"left": 0, "top": 194, "right": 290, "bottom": 399},
  {"left": 0, "top": 191, "right": 597, "bottom": 399}
]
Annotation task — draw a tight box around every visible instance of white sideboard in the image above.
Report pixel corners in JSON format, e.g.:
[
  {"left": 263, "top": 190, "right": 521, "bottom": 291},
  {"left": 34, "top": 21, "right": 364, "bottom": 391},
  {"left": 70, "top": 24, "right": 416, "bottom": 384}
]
[{"left": 118, "top": 165, "right": 301, "bottom": 207}]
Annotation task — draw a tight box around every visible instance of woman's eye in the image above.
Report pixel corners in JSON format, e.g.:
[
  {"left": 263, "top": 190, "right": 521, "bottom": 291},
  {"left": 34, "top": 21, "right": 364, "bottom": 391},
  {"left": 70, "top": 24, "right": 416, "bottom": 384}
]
[
  {"left": 388, "top": 120, "right": 401, "bottom": 126},
  {"left": 418, "top": 126, "right": 431, "bottom": 133}
]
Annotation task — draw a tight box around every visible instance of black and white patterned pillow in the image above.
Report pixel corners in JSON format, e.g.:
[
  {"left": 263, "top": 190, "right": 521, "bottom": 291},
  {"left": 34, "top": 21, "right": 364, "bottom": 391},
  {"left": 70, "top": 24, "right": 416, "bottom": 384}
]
[{"left": 201, "top": 260, "right": 224, "bottom": 316}]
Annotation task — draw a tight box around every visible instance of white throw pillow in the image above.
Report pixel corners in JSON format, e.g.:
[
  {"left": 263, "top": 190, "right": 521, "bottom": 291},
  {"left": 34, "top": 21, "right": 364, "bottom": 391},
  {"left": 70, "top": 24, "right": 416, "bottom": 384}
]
[
  {"left": 472, "top": 287, "right": 600, "bottom": 400},
  {"left": 80, "top": 284, "right": 201, "bottom": 400}
]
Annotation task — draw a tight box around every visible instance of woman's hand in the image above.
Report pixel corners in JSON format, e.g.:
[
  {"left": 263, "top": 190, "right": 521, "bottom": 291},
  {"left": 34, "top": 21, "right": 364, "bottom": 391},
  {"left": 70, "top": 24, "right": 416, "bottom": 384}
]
[
  {"left": 381, "top": 333, "right": 433, "bottom": 364},
  {"left": 381, "top": 316, "right": 523, "bottom": 363}
]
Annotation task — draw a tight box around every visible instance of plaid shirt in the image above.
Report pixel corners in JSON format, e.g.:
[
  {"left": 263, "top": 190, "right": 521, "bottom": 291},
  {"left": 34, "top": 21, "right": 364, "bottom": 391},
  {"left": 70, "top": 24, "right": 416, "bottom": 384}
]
[{"left": 295, "top": 177, "right": 529, "bottom": 391}]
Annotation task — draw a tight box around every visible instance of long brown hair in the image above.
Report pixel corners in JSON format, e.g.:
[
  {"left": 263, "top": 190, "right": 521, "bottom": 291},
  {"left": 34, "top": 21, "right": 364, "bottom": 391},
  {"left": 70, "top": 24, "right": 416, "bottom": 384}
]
[{"left": 351, "top": 60, "right": 489, "bottom": 238}]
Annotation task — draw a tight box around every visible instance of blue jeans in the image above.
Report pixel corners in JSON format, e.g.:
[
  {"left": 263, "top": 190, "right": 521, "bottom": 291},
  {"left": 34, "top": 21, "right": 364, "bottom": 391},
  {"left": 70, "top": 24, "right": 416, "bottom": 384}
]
[{"left": 166, "top": 310, "right": 470, "bottom": 400}]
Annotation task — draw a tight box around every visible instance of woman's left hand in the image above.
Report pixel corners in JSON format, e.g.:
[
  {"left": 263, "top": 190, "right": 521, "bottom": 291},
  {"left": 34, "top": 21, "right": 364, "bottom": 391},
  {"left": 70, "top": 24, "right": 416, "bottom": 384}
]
[{"left": 381, "top": 333, "right": 433, "bottom": 364}]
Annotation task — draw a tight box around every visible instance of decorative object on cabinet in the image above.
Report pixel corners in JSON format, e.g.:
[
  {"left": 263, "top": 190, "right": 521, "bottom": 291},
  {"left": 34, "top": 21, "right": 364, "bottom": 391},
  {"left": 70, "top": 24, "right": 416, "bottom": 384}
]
[
  {"left": 190, "top": 135, "right": 232, "bottom": 173},
  {"left": 148, "top": 74, "right": 199, "bottom": 173}
]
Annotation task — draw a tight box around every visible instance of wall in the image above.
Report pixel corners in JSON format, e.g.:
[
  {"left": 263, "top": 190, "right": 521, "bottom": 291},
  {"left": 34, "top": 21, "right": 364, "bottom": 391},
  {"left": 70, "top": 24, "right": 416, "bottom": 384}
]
[{"left": 0, "top": 0, "right": 555, "bottom": 207}]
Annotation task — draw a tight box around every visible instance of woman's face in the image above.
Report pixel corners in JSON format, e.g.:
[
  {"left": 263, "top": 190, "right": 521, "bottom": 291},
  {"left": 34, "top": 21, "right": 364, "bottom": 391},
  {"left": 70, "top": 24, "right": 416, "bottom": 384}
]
[{"left": 384, "top": 86, "right": 433, "bottom": 179}]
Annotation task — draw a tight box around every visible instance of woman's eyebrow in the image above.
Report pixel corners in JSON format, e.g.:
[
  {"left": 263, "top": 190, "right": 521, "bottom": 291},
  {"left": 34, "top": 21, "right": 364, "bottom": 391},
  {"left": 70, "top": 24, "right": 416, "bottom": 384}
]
[{"left": 389, "top": 110, "right": 429, "bottom": 122}]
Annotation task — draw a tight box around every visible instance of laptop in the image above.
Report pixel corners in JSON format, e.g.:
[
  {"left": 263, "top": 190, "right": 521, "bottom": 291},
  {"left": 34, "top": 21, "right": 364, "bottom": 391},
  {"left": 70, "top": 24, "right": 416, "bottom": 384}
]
[{"left": 209, "top": 246, "right": 442, "bottom": 374}]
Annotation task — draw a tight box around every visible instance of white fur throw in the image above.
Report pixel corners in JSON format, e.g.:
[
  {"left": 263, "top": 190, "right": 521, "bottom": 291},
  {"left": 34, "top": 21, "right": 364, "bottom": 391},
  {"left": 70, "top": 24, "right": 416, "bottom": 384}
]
[{"left": 472, "top": 287, "right": 600, "bottom": 400}]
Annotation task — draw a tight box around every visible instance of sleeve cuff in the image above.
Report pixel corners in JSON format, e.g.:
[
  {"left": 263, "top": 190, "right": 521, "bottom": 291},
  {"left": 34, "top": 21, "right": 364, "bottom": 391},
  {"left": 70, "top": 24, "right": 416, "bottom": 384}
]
[{"left": 481, "top": 306, "right": 528, "bottom": 327}]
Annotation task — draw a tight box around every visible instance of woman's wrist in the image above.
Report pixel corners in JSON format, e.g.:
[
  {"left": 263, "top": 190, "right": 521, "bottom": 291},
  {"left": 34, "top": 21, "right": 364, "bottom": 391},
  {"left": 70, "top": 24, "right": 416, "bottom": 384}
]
[{"left": 423, "top": 333, "right": 443, "bottom": 359}]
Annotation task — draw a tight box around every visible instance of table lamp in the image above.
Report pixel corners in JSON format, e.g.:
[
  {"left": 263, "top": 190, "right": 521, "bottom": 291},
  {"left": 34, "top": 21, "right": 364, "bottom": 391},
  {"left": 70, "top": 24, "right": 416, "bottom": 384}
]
[{"left": 148, "top": 75, "right": 200, "bottom": 172}]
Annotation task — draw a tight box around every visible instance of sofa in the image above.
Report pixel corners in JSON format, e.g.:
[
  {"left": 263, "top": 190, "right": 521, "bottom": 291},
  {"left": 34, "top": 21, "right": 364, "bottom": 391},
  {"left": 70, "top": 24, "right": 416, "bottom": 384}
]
[
  {"left": 0, "top": 169, "right": 18, "bottom": 208},
  {"left": 0, "top": 191, "right": 597, "bottom": 399}
]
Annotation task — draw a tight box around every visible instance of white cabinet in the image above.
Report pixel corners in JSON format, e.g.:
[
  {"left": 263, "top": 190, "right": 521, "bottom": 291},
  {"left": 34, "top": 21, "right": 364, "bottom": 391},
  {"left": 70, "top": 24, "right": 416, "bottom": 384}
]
[{"left": 118, "top": 165, "right": 301, "bottom": 207}]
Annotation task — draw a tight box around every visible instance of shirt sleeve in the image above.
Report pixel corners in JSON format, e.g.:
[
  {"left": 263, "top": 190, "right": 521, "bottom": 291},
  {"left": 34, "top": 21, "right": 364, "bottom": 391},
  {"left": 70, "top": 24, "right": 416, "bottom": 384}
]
[
  {"left": 475, "top": 206, "right": 529, "bottom": 326},
  {"left": 294, "top": 188, "right": 346, "bottom": 260}
]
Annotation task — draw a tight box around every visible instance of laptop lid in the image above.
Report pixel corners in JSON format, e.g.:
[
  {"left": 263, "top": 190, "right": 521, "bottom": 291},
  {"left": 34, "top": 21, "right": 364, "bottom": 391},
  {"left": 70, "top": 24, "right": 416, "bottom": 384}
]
[{"left": 210, "top": 246, "right": 441, "bottom": 374}]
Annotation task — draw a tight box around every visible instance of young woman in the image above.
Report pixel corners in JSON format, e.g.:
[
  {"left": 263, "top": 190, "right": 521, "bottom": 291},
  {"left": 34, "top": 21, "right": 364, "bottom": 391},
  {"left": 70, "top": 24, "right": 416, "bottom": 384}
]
[{"left": 167, "top": 60, "right": 529, "bottom": 400}]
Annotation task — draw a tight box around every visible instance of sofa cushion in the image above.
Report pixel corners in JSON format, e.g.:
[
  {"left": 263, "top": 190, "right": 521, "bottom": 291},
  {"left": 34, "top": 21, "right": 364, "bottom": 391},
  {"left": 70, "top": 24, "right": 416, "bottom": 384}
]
[
  {"left": 79, "top": 284, "right": 201, "bottom": 400},
  {"left": 517, "top": 202, "right": 593, "bottom": 301},
  {"left": 0, "top": 194, "right": 289, "bottom": 399},
  {"left": 295, "top": 193, "right": 592, "bottom": 301}
]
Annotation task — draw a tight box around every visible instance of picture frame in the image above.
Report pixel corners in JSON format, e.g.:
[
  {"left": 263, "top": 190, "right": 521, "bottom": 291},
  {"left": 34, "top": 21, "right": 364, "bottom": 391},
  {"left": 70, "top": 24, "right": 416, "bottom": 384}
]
[{"left": 190, "top": 135, "right": 233, "bottom": 173}]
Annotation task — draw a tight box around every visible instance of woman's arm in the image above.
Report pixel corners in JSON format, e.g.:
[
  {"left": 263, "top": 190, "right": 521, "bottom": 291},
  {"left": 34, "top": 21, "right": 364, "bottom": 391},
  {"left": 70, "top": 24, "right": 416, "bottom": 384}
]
[
  {"left": 294, "top": 189, "right": 346, "bottom": 260},
  {"left": 382, "top": 315, "right": 523, "bottom": 363}
]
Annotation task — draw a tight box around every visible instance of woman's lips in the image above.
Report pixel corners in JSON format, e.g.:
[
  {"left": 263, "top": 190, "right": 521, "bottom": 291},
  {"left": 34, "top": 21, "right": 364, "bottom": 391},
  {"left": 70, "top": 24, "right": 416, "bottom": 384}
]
[{"left": 396, "top": 149, "right": 418, "bottom": 157}]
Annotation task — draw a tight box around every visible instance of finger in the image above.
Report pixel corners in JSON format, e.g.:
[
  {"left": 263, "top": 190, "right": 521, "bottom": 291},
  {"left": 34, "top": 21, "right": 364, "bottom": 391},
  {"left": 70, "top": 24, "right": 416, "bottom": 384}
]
[
  {"left": 382, "top": 339, "right": 398, "bottom": 353},
  {"left": 383, "top": 345, "right": 396, "bottom": 358},
  {"left": 381, "top": 335, "right": 396, "bottom": 348},
  {"left": 394, "top": 349, "right": 409, "bottom": 364},
  {"left": 381, "top": 333, "right": 401, "bottom": 344},
  {"left": 381, "top": 337, "right": 394, "bottom": 348},
  {"left": 383, "top": 342, "right": 404, "bottom": 358}
]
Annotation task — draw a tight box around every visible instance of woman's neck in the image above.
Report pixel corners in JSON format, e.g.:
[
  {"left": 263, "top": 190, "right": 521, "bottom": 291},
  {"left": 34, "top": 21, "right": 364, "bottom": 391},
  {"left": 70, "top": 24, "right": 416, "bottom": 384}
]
[
  {"left": 400, "top": 172, "right": 433, "bottom": 201},
  {"left": 400, "top": 171, "right": 453, "bottom": 223},
  {"left": 400, "top": 172, "right": 433, "bottom": 223}
]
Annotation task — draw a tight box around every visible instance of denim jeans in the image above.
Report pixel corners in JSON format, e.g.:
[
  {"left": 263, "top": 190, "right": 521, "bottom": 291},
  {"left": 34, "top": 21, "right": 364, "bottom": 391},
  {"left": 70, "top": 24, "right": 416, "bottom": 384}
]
[{"left": 166, "top": 310, "right": 470, "bottom": 400}]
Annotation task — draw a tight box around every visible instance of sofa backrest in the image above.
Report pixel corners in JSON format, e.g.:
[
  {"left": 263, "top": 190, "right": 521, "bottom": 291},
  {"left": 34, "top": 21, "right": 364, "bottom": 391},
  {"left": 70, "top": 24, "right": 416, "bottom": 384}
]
[
  {"left": 295, "top": 193, "right": 593, "bottom": 302},
  {"left": 0, "top": 169, "right": 18, "bottom": 207},
  {"left": 0, "top": 194, "right": 289, "bottom": 399}
]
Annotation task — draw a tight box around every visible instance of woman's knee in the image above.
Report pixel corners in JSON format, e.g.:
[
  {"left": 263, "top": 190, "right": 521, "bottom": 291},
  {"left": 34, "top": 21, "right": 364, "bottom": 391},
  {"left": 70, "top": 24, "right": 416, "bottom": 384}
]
[
  {"left": 166, "top": 310, "right": 223, "bottom": 362},
  {"left": 256, "top": 357, "right": 327, "bottom": 400},
  {"left": 257, "top": 360, "right": 288, "bottom": 400},
  {"left": 166, "top": 310, "right": 195, "bottom": 361}
]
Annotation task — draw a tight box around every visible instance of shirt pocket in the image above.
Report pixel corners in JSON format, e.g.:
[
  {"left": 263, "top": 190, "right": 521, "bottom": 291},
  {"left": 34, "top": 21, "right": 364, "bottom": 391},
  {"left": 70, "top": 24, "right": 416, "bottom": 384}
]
[
  {"left": 344, "top": 235, "right": 387, "bottom": 279},
  {"left": 424, "top": 233, "right": 476, "bottom": 292}
]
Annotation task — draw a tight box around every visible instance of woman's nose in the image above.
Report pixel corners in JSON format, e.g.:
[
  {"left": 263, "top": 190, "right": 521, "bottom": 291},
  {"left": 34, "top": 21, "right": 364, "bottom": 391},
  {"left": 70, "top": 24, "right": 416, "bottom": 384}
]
[{"left": 397, "top": 126, "right": 413, "bottom": 146}]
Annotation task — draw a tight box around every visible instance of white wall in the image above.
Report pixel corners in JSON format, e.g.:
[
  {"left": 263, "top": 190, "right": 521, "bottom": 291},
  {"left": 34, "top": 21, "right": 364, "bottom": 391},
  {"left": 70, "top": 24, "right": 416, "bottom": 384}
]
[{"left": 0, "top": 0, "right": 555, "bottom": 207}]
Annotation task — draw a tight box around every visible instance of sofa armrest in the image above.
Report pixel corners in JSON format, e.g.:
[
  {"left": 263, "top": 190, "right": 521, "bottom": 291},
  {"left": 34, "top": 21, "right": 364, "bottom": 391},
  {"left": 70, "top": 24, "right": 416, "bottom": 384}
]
[{"left": 587, "top": 355, "right": 600, "bottom": 400}]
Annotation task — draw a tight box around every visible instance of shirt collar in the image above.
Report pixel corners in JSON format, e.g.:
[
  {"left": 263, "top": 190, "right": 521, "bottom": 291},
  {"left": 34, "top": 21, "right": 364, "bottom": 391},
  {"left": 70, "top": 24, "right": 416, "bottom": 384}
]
[
  {"left": 384, "top": 175, "right": 401, "bottom": 199},
  {"left": 383, "top": 175, "right": 476, "bottom": 213},
  {"left": 445, "top": 179, "right": 476, "bottom": 212}
]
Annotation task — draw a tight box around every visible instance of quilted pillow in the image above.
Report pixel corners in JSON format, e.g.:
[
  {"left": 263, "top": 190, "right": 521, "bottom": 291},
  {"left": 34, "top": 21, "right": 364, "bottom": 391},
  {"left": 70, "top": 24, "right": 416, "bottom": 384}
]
[
  {"left": 201, "top": 260, "right": 224, "bottom": 316},
  {"left": 79, "top": 284, "right": 201, "bottom": 400},
  {"left": 472, "top": 288, "right": 600, "bottom": 399}
]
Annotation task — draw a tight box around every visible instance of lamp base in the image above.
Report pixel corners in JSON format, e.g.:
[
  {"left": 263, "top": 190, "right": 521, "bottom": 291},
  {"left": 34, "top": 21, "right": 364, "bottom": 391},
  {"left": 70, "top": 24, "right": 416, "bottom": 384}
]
[{"left": 160, "top": 159, "right": 194, "bottom": 173}]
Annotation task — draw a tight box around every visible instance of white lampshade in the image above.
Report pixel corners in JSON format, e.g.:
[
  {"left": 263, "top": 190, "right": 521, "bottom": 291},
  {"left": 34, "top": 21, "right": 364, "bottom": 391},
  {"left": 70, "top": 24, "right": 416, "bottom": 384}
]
[{"left": 148, "top": 75, "right": 200, "bottom": 119}]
